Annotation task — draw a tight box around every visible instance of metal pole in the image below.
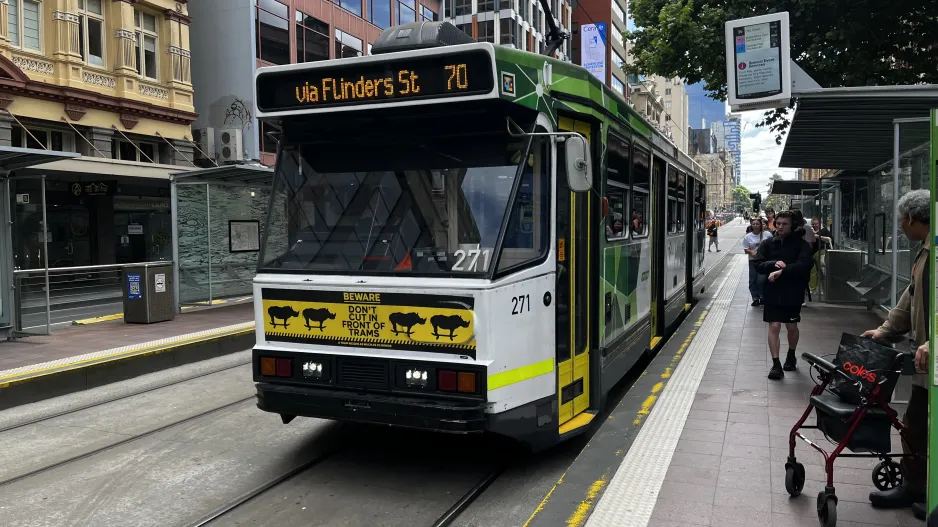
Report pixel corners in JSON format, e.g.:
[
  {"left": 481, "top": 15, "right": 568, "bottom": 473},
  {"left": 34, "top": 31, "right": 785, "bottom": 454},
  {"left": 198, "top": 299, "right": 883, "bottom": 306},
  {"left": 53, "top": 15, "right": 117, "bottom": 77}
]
[
  {"left": 206, "top": 183, "right": 212, "bottom": 304},
  {"left": 170, "top": 178, "right": 181, "bottom": 314},
  {"left": 40, "top": 175, "right": 50, "bottom": 335},
  {"left": 890, "top": 121, "right": 899, "bottom": 307}
]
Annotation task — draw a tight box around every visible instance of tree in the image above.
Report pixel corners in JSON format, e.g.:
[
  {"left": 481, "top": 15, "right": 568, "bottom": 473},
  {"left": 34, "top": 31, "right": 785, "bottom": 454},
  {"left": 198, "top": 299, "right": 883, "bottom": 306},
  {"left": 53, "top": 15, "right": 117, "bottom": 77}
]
[
  {"left": 628, "top": 0, "right": 938, "bottom": 143},
  {"left": 732, "top": 184, "right": 752, "bottom": 211},
  {"left": 763, "top": 174, "right": 788, "bottom": 212}
]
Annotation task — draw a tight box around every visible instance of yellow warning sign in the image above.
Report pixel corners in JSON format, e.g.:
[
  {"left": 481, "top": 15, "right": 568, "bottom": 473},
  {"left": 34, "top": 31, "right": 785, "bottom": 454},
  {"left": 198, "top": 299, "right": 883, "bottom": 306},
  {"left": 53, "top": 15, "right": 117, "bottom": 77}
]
[{"left": 261, "top": 288, "right": 476, "bottom": 357}]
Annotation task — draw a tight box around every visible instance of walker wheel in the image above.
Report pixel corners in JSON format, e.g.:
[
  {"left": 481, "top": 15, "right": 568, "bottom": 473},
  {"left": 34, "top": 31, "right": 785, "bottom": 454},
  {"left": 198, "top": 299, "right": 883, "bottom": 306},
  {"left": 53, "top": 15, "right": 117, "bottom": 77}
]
[
  {"left": 817, "top": 491, "right": 838, "bottom": 527},
  {"left": 872, "top": 460, "right": 903, "bottom": 491},
  {"left": 785, "top": 461, "right": 806, "bottom": 497}
]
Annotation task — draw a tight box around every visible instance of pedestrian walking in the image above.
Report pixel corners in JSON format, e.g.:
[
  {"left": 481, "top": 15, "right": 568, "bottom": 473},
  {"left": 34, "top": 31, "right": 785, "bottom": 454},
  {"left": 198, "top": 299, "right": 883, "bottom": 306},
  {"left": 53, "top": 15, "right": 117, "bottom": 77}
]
[
  {"left": 754, "top": 211, "right": 813, "bottom": 379},
  {"left": 743, "top": 218, "right": 773, "bottom": 306},
  {"left": 707, "top": 216, "right": 721, "bottom": 252}
]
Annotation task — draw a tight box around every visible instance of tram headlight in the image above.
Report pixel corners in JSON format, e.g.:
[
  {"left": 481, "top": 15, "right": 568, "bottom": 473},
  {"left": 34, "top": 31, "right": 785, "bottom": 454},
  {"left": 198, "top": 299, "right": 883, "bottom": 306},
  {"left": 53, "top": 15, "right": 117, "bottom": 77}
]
[
  {"left": 405, "top": 369, "right": 428, "bottom": 387},
  {"left": 302, "top": 361, "right": 323, "bottom": 379}
]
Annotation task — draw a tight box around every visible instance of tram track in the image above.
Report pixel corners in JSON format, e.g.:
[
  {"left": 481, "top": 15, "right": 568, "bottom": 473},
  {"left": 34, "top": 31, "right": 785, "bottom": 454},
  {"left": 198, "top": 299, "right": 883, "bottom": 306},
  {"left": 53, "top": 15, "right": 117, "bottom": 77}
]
[
  {"left": 0, "top": 395, "right": 255, "bottom": 489},
  {"left": 0, "top": 359, "right": 252, "bottom": 434},
  {"left": 182, "top": 447, "right": 507, "bottom": 527}
]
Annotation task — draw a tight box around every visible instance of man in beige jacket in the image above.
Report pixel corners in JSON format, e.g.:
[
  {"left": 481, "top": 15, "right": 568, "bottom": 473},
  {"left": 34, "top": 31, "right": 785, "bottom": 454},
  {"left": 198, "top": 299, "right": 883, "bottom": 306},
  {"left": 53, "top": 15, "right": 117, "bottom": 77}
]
[{"left": 862, "top": 189, "right": 930, "bottom": 521}]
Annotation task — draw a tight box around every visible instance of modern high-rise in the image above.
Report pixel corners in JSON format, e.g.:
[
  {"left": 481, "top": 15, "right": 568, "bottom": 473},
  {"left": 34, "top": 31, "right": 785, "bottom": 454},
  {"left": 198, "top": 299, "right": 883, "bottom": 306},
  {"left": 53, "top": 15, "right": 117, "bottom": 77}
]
[
  {"left": 445, "top": 0, "right": 572, "bottom": 61},
  {"left": 190, "top": 0, "right": 442, "bottom": 167}
]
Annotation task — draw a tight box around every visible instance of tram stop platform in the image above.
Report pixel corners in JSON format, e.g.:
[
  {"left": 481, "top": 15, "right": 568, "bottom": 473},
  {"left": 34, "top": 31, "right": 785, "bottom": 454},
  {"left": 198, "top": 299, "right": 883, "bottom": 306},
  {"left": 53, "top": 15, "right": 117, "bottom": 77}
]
[
  {"left": 0, "top": 301, "right": 255, "bottom": 410},
  {"left": 526, "top": 254, "right": 921, "bottom": 527}
]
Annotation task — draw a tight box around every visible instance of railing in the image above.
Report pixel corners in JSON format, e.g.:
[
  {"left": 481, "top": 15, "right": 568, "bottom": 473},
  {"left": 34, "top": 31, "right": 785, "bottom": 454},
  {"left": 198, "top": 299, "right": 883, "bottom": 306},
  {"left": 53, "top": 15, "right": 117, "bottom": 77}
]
[{"left": 12, "top": 261, "right": 170, "bottom": 335}]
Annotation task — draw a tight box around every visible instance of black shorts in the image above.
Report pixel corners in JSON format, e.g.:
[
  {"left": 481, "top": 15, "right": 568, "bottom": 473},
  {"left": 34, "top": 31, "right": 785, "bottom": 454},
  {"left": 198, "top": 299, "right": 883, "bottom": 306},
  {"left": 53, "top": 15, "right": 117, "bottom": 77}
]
[{"left": 763, "top": 304, "right": 802, "bottom": 324}]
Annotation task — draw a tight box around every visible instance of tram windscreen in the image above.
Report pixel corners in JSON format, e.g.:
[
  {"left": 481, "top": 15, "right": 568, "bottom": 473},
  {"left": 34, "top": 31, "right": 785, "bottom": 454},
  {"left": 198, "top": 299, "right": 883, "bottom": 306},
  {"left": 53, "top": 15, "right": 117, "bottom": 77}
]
[{"left": 259, "top": 133, "right": 549, "bottom": 276}]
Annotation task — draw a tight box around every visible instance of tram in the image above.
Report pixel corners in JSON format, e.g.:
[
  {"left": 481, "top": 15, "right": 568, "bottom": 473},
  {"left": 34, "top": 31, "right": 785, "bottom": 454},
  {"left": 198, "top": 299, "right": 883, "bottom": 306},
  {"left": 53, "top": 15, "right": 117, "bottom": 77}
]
[{"left": 250, "top": 20, "right": 707, "bottom": 450}]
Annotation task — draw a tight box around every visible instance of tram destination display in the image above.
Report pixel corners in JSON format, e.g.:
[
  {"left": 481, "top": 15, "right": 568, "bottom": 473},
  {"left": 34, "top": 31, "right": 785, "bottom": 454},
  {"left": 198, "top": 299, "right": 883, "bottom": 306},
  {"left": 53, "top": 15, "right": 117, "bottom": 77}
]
[
  {"left": 255, "top": 49, "right": 494, "bottom": 113},
  {"left": 261, "top": 288, "right": 477, "bottom": 358}
]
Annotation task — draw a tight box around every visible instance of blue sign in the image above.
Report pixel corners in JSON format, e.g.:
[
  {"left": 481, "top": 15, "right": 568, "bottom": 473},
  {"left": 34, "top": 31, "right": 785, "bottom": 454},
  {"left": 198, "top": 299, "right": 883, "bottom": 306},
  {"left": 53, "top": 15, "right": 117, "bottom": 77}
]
[{"left": 127, "top": 273, "right": 142, "bottom": 299}]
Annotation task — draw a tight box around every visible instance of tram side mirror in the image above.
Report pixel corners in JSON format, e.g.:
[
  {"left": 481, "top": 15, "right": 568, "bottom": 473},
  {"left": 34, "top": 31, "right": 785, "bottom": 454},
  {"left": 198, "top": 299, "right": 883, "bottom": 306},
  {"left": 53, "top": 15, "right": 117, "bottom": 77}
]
[{"left": 564, "top": 136, "right": 592, "bottom": 193}]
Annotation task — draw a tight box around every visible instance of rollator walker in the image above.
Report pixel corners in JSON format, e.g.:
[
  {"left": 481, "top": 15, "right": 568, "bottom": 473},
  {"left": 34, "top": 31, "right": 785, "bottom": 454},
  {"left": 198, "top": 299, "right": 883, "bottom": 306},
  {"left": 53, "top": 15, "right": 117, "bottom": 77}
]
[{"left": 783, "top": 333, "right": 920, "bottom": 527}]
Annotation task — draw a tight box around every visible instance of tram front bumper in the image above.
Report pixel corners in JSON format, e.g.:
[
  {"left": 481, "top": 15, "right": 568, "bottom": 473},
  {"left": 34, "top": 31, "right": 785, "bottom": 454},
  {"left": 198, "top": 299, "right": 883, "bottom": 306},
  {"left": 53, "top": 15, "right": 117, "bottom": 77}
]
[{"left": 255, "top": 382, "right": 487, "bottom": 433}]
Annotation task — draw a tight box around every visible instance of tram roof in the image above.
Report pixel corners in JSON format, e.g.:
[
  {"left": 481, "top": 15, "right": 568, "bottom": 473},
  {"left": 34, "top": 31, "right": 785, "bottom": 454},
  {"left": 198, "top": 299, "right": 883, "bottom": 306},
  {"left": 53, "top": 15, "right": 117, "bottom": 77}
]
[
  {"left": 170, "top": 163, "right": 274, "bottom": 186},
  {"left": 0, "top": 145, "right": 78, "bottom": 172},
  {"left": 780, "top": 84, "right": 938, "bottom": 172}
]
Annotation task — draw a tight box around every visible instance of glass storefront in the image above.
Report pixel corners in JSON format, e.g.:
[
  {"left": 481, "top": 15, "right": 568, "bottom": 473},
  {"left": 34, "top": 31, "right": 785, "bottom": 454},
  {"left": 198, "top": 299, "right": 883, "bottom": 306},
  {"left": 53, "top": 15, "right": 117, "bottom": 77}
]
[{"left": 9, "top": 176, "right": 171, "bottom": 270}]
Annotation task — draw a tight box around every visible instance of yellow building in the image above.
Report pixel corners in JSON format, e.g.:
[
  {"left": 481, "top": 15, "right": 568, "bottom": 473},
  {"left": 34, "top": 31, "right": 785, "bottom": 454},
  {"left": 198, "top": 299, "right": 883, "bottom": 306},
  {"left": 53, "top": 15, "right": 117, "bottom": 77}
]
[{"left": 0, "top": 0, "right": 199, "bottom": 271}]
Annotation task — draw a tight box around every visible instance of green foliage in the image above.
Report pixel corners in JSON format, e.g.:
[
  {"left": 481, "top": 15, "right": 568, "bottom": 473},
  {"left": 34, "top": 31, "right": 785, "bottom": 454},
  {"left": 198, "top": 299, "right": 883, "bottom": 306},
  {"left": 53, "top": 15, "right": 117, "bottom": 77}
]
[
  {"left": 732, "top": 184, "right": 752, "bottom": 210},
  {"left": 628, "top": 0, "right": 938, "bottom": 143},
  {"left": 763, "top": 174, "right": 788, "bottom": 211}
]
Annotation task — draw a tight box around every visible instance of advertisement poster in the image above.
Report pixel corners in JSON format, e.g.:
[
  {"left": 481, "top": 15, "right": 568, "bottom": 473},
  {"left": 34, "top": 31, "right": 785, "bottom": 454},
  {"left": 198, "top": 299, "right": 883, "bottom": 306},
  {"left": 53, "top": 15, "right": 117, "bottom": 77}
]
[
  {"left": 127, "top": 273, "right": 142, "bottom": 300},
  {"left": 580, "top": 23, "right": 607, "bottom": 83},
  {"left": 732, "top": 20, "right": 782, "bottom": 99}
]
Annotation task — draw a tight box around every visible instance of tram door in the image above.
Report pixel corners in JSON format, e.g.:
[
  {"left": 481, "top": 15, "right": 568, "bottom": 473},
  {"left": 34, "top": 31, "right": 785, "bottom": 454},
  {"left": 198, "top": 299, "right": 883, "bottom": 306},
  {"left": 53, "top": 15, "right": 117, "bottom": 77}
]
[
  {"left": 649, "top": 155, "right": 667, "bottom": 348},
  {"left": 556, "top": 117, "right": 592, "bottom": 427}
]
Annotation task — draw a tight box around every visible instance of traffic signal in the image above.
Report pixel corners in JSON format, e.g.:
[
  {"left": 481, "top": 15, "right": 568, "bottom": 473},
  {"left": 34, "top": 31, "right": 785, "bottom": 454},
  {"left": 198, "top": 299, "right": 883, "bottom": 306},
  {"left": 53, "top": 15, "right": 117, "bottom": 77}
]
[{"left": 749, "top": 192, "right": 761, "bottom": 211}]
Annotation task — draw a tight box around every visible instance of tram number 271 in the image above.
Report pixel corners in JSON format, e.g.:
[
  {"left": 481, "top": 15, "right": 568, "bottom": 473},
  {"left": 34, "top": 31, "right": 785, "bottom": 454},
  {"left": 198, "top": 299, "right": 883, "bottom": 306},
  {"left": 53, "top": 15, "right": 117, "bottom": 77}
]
[
  {"left": 453, "top": 248, "right": 490, "bottom": 272},
  {"left": 511, "top": 294, "right": 530, "bottom": 315}
]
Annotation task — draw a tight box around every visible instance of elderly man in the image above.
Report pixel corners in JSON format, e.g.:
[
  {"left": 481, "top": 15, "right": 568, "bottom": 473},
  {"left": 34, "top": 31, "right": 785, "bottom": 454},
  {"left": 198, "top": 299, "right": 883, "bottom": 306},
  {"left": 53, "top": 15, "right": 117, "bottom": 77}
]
[{"left": 862, "top": 189, "right": 930, "bottom": 520}]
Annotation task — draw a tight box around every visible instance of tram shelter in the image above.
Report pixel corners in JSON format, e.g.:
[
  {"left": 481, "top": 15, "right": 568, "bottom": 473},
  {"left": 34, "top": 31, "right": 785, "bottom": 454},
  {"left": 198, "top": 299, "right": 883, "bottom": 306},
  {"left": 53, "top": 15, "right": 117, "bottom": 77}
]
[
  {"left": 169, "top": 163, "right": 274, "bottom": 312},
  {"left": 0, "top": 146, "right": 81, "bottom": 339}
]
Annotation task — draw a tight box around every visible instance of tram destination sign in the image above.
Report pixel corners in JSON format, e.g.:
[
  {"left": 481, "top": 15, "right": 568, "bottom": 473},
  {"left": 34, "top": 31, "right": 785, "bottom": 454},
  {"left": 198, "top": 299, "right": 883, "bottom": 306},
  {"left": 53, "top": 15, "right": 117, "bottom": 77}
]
[{"left": 255, "top": 49, "right": 495, "bottom": 113}]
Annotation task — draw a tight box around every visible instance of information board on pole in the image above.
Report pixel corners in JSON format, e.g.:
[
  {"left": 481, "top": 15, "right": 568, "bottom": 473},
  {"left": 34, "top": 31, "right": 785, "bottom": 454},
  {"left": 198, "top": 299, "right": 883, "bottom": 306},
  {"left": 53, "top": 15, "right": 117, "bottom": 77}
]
[{"left": 724, "top": 12, "right": 791, "bottom": 112}]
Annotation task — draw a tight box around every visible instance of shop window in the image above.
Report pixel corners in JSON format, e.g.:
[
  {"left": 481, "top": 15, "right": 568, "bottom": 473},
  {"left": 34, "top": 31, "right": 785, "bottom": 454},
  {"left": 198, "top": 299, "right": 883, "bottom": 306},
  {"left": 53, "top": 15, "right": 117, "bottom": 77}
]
[
  {"left": 372, "top": 0, "right": 391, "bottom": 28},
  {"left": 631, "top": 146, "right": 650, "bottom": 237},
  {"left": 420, "top": 6, "right": 437, "bottom": 21},
  {"left": 335, "top": 30, "right": 363, "bottom": 59},
  {"left": 295, "top": 11, "right": 329, "bottom": 62},
  {"left": 112, "top": 139, "right": 158, "bottom": 163},
  {"left": 11, "top": 126, "right": 75, "bottom": 152},
  {"left": 454, "top": 0, "right": 471, "bottom": 16},
  {"left": 77, "top": 0, "right": 105, "bottom": 67},
  {"left": 398, "top": 0, "right": 416, "bottom": 24},
  {"left": 8, "top": 0, "right": 41, "bottom": 51},
  {"left": 134, "top": 9, "right": 159, "bottom": 79},
  {"left": 477, "top": 20, "right": 495, "bottom": 43},
  {"left": 255, "top": 0, "right": 289, "bottom": 65}
]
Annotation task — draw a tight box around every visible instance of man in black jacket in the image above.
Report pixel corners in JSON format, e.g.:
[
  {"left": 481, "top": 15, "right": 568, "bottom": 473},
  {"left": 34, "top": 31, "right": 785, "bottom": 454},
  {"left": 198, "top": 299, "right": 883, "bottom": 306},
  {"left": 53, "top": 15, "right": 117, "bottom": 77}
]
[{"left": 755, "top": 211, "right": 814, "bottom": 380}]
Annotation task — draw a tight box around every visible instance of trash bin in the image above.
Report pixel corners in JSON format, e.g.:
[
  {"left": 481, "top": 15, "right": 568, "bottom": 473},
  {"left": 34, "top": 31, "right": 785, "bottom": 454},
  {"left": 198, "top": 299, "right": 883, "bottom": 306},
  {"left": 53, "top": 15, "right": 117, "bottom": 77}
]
[{"left": 123, "top": 263, "right": 175, "bottom": 324}]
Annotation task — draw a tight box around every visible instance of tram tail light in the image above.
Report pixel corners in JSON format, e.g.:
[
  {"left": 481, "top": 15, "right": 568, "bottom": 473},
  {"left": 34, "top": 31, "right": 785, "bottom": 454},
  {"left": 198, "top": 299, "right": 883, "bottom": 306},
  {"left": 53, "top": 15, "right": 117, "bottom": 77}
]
[
  {"left": 438, "top": 370, "right": 476, "bottom": 393},
  {"left": 457, "top": 372, "right": 476, "bottom": 393},
  {"left": 275, "top": 358, "right": 292, "bottom": 377},
  {"left": 259, "top": 356, "right": 293, "bottom": 378},
  {"left": 260, "top": 357, "right": 276, "bottom": 376},
  {"left": 438, "top": 370, "right": 457, "bottom": 391}
]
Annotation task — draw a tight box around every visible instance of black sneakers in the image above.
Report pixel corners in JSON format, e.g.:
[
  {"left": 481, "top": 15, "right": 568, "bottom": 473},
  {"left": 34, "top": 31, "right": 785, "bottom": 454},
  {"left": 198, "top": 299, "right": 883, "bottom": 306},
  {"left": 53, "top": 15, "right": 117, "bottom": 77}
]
[
  {"left": 768, "top": 363, "right": 784, "bottom": 380},
  {"left": 783, "top": 354, "right": 797, "bottom": 371},
  {"left": 751, "top": 299, "right": 760, "bottom": 307}
]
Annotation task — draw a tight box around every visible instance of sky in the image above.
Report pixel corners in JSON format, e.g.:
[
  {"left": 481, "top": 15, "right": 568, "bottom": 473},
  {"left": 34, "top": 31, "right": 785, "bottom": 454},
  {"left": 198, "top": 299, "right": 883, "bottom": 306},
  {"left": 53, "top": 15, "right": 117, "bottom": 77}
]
[{"left": 736, "top": 107, "right": 798, "bottom": 195}]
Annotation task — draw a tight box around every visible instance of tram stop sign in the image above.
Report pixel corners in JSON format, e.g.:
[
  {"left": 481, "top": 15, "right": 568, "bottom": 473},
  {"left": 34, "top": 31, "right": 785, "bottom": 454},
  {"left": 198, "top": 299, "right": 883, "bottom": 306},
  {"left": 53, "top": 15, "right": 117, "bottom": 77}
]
[{"left": 724, "top": 12, "right": 792, "bottom": 113}]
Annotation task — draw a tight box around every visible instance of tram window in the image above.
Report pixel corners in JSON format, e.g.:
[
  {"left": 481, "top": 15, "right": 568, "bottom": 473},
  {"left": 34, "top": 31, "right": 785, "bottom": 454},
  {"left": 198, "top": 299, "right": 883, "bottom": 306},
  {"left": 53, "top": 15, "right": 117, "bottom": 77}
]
[
  {"left": 677, "top": 199, "right": 686, "bottom": 232},
  {"left": 667, "top": 197, "right": 678, "bottom": 234},
  {"left": 631, "top": 146, "right": 650, "bottom": 237},
  {"left": 605, "top": 186, "right": 628, "bottom": 241},
  {"left": 496, "top": 137, "right": 551, "bottom": 273}
]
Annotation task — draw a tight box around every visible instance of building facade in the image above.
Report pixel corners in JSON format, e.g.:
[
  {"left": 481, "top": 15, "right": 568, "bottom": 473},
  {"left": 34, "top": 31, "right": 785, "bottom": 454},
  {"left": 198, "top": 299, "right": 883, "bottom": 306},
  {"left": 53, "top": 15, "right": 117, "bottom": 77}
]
[
  {"left": 686, "top": 81, "right": 724, "bottom": 131},
  {"left": 800, "top": 168, "right": 834, "bottom": 181},
  {"left": 689, "top": 127, "right": 716, "bottom": 155},
  {"left": 568, "top": 0, "right": 623, "bottom": 97},
  {"left": 655, "top": 75, "right": 688, "bottom": 153},
  {"left": 447, "top": 0, "right": 572, "bottom": 63},
  {"left": 0, "top": 0, "right": 197, "bottom": 270},
  {"left": 694, "top": 152, "right": 729, "bottom": 211},
  {"left": 191, "top": 0, "right": 443, "bottom": 167}
]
